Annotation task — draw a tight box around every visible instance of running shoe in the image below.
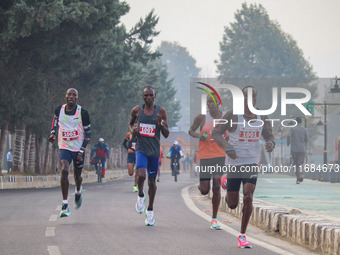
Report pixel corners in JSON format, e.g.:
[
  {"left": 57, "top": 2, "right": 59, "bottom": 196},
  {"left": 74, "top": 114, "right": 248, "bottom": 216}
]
[
  {"left": 60, "top": 203, "right": 70, "bottom": 218},
  {"left": 238, "top": 235, "right": 252, "bottom": 248},
  {"left": 210, "top": 219, "right": 222, "bottom": 230},
  {"left": 145, "top": 210, "right": 155, "bottom": 226},
  {"left": 74, "top": 186, "right": 83, "bottom": 209},
  {"left": 133, "top": 185, "right": 138, "bottom": 192},
  {"left": 135, "top": 195, "right": 146, "bottom": 214}
]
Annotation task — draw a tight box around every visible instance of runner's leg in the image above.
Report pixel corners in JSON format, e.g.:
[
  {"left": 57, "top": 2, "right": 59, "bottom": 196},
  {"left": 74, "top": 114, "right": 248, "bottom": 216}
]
[
  {"left": 73, "top": 151, "right": 84, "bottom": 192},
  {"left": 128, "top": 163, "right": 134, "bottom": 176},
  {"left": 147, "top": 156, "right": 159, "bottom": 210},
  {"left": 147, "top": 177, "right": 157, "bottom": 210},
  {"left": 60, "top": 159, "right": 70, "bottom": 200},
  {"left": 74, "top": 167, "right": 83, "bottom": 192},
  {"left": 134, "top": 164, "right": 138, "bottom": 186},
  {"left": 198, "top": 159, "right": 211, "bottom": 195},
  {"left": 198, "top": 180, "right": 210, "bottom": 195},
  {"left": 241, "top": 182, "right": 256, "bottom": 234},
  {"left": 138, "top": 168, "right": 146, "bottom": 197},
  {"left": 136, "top": 152, "right": 147, "bottom": 197},
  {"left": 212, "top": 176, "right": 221, "bottom": 219},
  {"left": 226, "top": 176, "right": 241, "bottom": 209}
]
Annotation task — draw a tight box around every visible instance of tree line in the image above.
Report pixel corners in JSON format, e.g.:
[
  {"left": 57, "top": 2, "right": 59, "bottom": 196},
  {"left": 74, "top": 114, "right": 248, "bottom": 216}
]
[
  {"left": 0, "top": 2, "right": 318, "bottom": 174},
  {"left": 0, "top": 0, "right": 180, "bottom": 174}
]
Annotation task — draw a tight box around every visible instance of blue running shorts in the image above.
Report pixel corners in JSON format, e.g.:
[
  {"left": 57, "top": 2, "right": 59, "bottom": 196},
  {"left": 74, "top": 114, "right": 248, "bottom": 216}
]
[{"left": 136, "top": 151, "right": 159, "bottom": 177}]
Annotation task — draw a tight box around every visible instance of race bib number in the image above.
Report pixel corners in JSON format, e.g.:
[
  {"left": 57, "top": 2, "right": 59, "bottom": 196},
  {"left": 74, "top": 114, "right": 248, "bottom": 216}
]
[
  {"left": 62, "top": 130, "right": 79, "bottom": 140},
  {"left": 139, "top": 123, "right": 156, "bottom": 137},
  {"left": 239, "top": 129, "right": 259, "bottom": 142},
  {"left": 131, "top": 142, "right": 136, "bottom": 150}
]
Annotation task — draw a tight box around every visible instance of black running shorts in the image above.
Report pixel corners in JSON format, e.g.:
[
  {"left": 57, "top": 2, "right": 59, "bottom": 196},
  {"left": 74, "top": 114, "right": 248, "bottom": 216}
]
[{"left": 227, "top": 164, "right": 258, "bottom": 192}]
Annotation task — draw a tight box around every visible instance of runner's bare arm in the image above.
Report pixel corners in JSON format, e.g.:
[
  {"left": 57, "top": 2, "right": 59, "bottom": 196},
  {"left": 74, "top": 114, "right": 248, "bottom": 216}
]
[
  {"left": 188, "top": 114, "right": 206, "bottom": 141},
  {"left": 80, "top": 109, "right": 91, "bottom": 152},
  {"left": 261, "top": 116, "right": 275, "bottom": 152},
  {"left": 122, "top": 132, "right": 130, "bottom": 151},
  {"left": 48, "top": 107, "right": 60, "bottom": 143},
  {"left": 128, "top": 106, "right": 139, "bottom": 136},
  {"left": 211, "top": 110, "right": 238, "bottom": 159},
  {"left": 211, "top": 110, "right": 234, "bottom": 151},
  {"left": 48, "top": 116, "right": 57, "bottom": 142},
  {"left": 157, "top": 107, "right": 169, "bottom": 138}
]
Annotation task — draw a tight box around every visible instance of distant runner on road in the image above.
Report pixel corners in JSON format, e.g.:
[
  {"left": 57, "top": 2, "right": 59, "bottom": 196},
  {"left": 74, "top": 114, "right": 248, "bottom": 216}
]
[
  {"left": 48, "top": 88, "right": 91, "bottom": 218},
  {"left": 123, "top": 127, "right": 138, "bottom": 192}
]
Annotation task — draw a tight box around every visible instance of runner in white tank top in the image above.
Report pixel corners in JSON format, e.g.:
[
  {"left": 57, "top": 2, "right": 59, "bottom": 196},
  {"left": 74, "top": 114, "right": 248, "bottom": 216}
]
[
  {"left": 212, "top": 86, "right": 275, "bottom": 248},
  {"left": 48, "top": 88, "right": 91, "bottom": 218}
]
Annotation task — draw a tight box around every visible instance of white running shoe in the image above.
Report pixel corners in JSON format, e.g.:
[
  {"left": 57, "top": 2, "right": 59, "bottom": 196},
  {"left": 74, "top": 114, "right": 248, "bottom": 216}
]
[
  {"left": 145, "top": 210, "right": 155, "bottom": 226},
  {"left": 135, "top": 195, "right": 146, "bottom": 214}
]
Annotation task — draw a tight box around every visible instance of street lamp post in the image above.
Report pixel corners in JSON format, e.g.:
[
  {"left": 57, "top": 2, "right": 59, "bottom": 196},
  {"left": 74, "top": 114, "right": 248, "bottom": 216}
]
[
  {"left": 278, "top": 126, "right": 283, "bottom": 165},
  {"left": 324, "top": 102, "right": 327, "bottom": 165},
  {"left": 300, "top": 116, "right": 322, "bottom": 164},
  {"left": 308, "top": 101, "right": 340, "bottom": 165},
  {"left": 302, "top": 77, "right": 340, "bottom": 165}
]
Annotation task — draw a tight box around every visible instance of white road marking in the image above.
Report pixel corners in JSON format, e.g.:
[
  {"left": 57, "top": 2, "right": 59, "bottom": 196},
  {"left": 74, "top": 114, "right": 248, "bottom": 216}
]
[
  {"left": 56, "top": 206, "right": 61, "bottom": 210},
  {"left": 45, "top": 227, "right": 55, "bottom": 237},
  {"left": 181, "top": 185, "right": 294, "bottom": 255},
  {"left": 49, "top": 215, "right": 58, "bottom": 222},
  {"left": 47, "top": 246, "right": 61, "bottom": 255},
  {"left": 264, "top": 178, "right": 274, "bottom": 183}
]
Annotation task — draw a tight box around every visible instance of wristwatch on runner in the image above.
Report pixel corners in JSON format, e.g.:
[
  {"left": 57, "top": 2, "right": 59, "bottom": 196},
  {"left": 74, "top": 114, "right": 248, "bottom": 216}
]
[{"left": 266, "top": 141, "right": 275, "bottom": 148}]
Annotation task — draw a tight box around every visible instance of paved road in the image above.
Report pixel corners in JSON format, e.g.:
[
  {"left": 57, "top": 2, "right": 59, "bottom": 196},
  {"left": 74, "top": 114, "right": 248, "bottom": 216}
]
[{"left": 0, "top": 173, "right": 315, "bottom": 255}]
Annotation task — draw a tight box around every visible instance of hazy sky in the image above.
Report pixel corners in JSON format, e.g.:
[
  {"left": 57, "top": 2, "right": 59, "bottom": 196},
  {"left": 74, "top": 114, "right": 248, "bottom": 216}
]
[{"left": 121, "top": 0, "right": 340, "bottom": 78}]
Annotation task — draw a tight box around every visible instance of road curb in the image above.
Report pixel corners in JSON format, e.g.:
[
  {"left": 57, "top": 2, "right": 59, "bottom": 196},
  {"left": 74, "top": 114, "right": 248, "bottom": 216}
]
[
  {"left": 209, "top": 191, "right": 340, "bottom": 254},
  {"left": 0, "top": 169, "right": 128, "bottom": 189}
]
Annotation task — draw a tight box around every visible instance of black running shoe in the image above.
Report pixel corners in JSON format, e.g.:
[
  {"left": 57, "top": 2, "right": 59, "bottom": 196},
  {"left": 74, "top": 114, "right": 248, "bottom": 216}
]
[{"left": 74, "top": 186, "right": 83, "bottom": 209}]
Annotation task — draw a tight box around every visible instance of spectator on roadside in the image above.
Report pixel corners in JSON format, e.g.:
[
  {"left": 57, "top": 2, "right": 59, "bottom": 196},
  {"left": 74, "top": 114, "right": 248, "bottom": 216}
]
[
  {"left": 287, "top": 117, "right": 309, "bottom": 184},
  {"left": 189, "top": 154, "right": 193, "bottom": 171},
  {"left": 7, "top": 149, "right": 13, "bottom": 173},
  {"left": 185, "top": 153, "right": 191, "bottom": 171},
  {"left": 182, "top": 152, "right": 187, "bottom": 172}
]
